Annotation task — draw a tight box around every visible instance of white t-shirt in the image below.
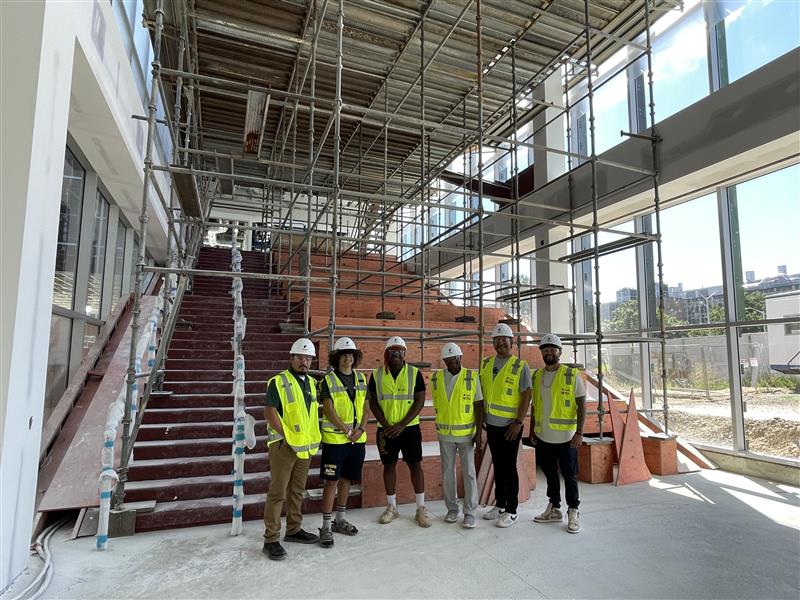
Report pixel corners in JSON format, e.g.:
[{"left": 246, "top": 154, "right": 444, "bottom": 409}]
[{"left": 537, "top": 367, "right": 586, "bottom": 444}]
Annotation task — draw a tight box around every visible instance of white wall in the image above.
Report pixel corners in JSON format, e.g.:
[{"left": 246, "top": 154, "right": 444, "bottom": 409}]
[
  {"left": 0, "top": 0, "right": 169, "bottom": 590},
  {"left": 766, "top": 293, "right": 800, "bottom": 368}
]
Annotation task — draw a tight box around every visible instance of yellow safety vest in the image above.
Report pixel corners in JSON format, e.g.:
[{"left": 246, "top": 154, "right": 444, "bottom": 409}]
[
  {"left": 479, "top": 355, "right": 527, "bottom": 420},
  {"left": 321, "top": 370, "right": 367, "bottom": 444},
  {"left": 374, "top": 363, "right": 420, "bottom": 427},
  {"left": 532, "top": 365, "right": 579, "bottom": 433},
  {"left": 430, "top": 368, "right": 478, "bottom": 439},
  {"left": 266, "top": 370, "right": 321, "bottom": 459}
]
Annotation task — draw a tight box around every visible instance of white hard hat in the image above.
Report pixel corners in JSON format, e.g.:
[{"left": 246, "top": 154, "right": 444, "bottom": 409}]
[
  {"left": 385, "top": 336, "right": 407, "bottom": 350},
  {"left": 491, "top": 323, "right": 514, "bottom": 338},
  {"left": 441, "top": 342, "right": 463, "bottom": 360},
  {"left": 290, "top": 338, "right": 316, "bottom": 356},
  {"left": 539, "top": 333, "right": 562, "bottom": 349},
  {"left": 333, "top": 337, "right": 357, "bottom": 352}
]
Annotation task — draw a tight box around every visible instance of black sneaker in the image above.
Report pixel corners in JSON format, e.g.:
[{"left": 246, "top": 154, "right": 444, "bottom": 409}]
[
  {"left": 262, "top": 542, "right": 287, "bottom": 561},
  {"left": 284, "top": 529, "right": 319, "bottom": 544},
  {"left": 319, "top": 528, "right": 334, "bottom": 548}
]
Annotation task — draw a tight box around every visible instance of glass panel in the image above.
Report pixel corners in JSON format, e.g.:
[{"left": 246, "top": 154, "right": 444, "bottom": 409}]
[
  {"left": 650, "top": 332, "right": 734, "bottom": 449},
  {"left": 53, "top": 149, "right": 85, "bottom": 310},
  {"left": 656, "top": 193, "right": 724, "bottom": 328},
  {"left": 736, "top": 324, "right": 800, "bottom": 460},
  {"left": 646, "top": 5, "right": 710, "bottom": 122},
  {"left": 722, "top": 0, "right": 800, "bottom": 85},
  {"left": 111, "top": 220, "right": 127, "bottom": 312},
  {"left": 729, "top": 165, "right": 800, "bottom": 324},
  {"left": 131, "top": 238, "right": 139, "bottom": 293},
  {"left": 86, "top": 193, "right": 110, "bottom": 318},
  {"left": 44, "top": 314, "right": 72, "bottom": 421},
  {"left": 83, "top": 322, "right": 101, "bottom": 358}
]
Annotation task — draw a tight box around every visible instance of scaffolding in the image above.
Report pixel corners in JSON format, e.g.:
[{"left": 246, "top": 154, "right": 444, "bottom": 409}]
[{"left": 113, "top": 0, "right": 679, "bottom": 506}]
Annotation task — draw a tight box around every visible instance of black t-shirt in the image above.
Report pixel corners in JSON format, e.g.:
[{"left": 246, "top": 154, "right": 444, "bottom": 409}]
[{"left": 320, "top": 369, "right": 357, "bottom": 402}]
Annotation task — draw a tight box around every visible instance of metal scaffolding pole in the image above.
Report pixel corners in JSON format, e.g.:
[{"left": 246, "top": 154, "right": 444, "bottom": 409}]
[
  {"left": 584, "top": 0, "right": 606, "bottom": 438},
  {"left": 115, "top": 0, "right": 165, "bottom": 509},
  {"left": 419, "top": 13, "right": 427, "bottom": 364},
  {"left": 327, "top": 0, "right": 344, "bottom": 350},
  {"left": 304, "top": 0, "right": 318, "bottom": 336},
  {"left": 476, "top": 0, "right": 486, "bottom": 361}
]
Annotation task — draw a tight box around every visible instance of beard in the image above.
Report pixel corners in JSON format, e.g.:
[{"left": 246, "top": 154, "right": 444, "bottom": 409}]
[{"left": 543, "top": 354, "right": 559, "bottom": 365}]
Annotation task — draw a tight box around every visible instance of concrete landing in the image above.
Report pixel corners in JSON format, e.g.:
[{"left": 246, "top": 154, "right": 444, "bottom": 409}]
[{"left": 10, "top": 469, "right": 800, "bottom": 599}]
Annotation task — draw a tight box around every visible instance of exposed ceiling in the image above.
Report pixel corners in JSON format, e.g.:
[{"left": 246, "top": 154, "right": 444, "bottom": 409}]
[{"left": 147, "top": 0, "right": 674, "bottom": 234}]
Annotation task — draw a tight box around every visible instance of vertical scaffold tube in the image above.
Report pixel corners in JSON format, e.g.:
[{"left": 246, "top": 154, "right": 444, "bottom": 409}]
[
  {"left": 115, "top": 0, "right": 165, "bottom": 509},
  {"left": 476, "top": 0, "right": 486, "bottom": 361}
]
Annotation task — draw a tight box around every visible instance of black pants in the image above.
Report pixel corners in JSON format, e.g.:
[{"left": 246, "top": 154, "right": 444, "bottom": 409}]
[
  {"left": 486, "top": 424, "right": 522, "bottom": 514},
  {"left": 537, "top": 439, "right": 580, "bottom": 509}
]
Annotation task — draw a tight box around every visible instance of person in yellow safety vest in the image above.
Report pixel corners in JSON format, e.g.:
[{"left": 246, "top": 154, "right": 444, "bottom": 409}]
[
  {"left": 528, "top": 333, "right": 586, "bottom": 534},
  {"left": 262, "top": 338, "right": 322, "bottom": 561},
  {"left": 366, "top": 336, "right": 431, "bottom": 528},
  {"left": 431, "top": 342, "right": 485, "bottom": 529},
  {"left": 317, "top": 337, "right": 368, "bottom": 549},
  {"left": 479, "top": 323, "right": 532, "bottom": 528}
]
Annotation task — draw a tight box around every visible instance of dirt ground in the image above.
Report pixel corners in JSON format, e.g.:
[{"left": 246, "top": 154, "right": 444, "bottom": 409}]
[{"left": 657, "top": 388, "right": 800, "bottom": 460}]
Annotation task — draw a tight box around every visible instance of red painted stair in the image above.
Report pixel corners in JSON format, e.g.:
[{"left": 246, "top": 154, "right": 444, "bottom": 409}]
[{"left": 127, "top": 245, "right": 338, "bottom": 532}]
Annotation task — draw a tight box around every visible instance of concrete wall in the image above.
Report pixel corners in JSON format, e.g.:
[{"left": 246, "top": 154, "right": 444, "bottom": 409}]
[{"left": 0, "top": 1, "right": 168, "bottom": 590}]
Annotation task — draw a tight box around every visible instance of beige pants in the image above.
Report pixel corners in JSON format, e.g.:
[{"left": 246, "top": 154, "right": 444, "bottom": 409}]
[{"left": 263, "top": 440, "right": 311, "bottom": 542}]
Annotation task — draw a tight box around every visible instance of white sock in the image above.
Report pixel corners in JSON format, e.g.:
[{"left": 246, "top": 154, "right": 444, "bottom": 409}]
[
  {"left": 387, "top": 494, "right": 397, "bottom": 508},
  {"left": 415, "top": 493, "right": 425, "bottom": 508}
]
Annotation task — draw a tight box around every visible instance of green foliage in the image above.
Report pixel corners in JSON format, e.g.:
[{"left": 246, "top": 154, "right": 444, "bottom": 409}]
[{"left": 757, "top": 373, "right": 798, "bottom": 390}]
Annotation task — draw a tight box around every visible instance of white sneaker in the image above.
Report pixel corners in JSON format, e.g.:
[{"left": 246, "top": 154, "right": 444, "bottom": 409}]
[
  {"left": 496, "top": 512, "right": 518, "bottom": 528},
  {"left": 378, "top": 505, "right": 399, "bottom": 524},
  {"left": 567, "top": 508, "right": 581, "bottom": 534},
  {"left": 533, "top": 502, "right": 564, "bottom": 523},
  {"left": 445, "top": 509, "right": 459, "bottom": 523},
  {"left": 482, "top": 506, "right": 503, "bottom": 520}
]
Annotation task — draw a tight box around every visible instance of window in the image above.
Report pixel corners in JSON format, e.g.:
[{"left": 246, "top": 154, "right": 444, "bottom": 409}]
[
  {"left": 784, "top": 319, "right": 800, "bottom": 336},
  {"left": 728, "top": 165, "right": 800, "bottom": 323},
  {"left": 638, "top": 4, "right": 710, "bottom": 123},
  {"left": 714, "top": 0, "right": 800, "bottom": 86},
  {"left": 111, "top": 220, "right": 127, "bottom": 311},
  {"left": 654, "top": 193, "right": 723, "bottom": 327},
  {"left": 44, "top": 314, "right": 72, "bottom": 421},
  {"left": 86, "top": 192, "right": 110, "bottom": 319},
  {"left": 53, "top": 149, "right": 85, "bottom": 310}
]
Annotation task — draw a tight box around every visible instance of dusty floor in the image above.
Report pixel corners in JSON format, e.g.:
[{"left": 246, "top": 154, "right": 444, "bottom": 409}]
[{"left": 6, "top": 469, "right": 799, "bottom": 600}]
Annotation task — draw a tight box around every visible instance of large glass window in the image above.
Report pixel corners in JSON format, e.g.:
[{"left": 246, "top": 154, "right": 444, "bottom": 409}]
[
  {"left": 716, "top": 0, "right": 800, "bottom": 86},
  {"left": 640, "top": 3, "right": 710, "bottom": 124},
  {"left": 111, "top": 220, "right": 127, "bottom": 312},
  {"left": 655, "top": 193, "right": 724, "bottom": 328},
  {"left": 86, "top": 192, "right": 109, "bottom": 319},
  {"left": 53, "top": 149, "right": 85, "bottom": 310},
  {"left": 649, "top": 332, "right": 734, "bottom": 450},
  {"left": 44, "top": 314, "right": 72, "bottom": 421},
  {"left": 728, "top": 165, "right": 800, "bottom": 323}
]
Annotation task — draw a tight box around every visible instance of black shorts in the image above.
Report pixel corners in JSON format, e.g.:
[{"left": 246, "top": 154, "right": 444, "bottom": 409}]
[
  {"left": 320, "top": 442, "right": 366, "bottom": 482},
  {"left": 377, "top": 424, "right": 423, "bottom": 465}
]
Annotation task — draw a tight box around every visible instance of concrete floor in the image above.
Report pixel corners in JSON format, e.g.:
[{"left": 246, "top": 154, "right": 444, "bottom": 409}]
[{"left": 8, "top": 469, "right": 800, "bottom": 599}]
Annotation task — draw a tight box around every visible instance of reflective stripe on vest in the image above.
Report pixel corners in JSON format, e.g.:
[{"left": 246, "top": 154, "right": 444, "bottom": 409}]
[
  {"left": 532, "top": 365, "right": 579, "bottom": 433},
  {"left": 321, "top": 371, "right": 367, "bottom": 444},
  {"left": 480, "top": 356, "right": 526, "bottom": 419},
  {"left": 266, "top": 370, "right": 321, "bottom": 459},
  {"left": 374, "top": 363, "right": 420, "bottom": 426},
  {"left": 431, "top": 369, "right": 477, "bottom": 439}
]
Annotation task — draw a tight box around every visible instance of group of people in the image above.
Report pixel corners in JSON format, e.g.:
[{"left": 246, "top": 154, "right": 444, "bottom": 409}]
[{"left": 261, "top": 324, "right": 586, "bottom": 561}]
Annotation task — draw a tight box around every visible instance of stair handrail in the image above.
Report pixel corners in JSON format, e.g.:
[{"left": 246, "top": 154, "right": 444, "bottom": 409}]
[
  {"left": 230, "top": 235, "right": 254, "bottom": 536},
  {"left": 96, "top": 294, "right": 163, "bottom": 550}
]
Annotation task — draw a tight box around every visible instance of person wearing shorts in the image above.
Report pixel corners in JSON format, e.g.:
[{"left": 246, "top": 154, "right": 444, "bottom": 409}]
[
  {"left": 318, "top": 337, "right": 368, "bottom": 548},
  {"left": 367, "top": 336, "right": 430, "bottom": 527}
]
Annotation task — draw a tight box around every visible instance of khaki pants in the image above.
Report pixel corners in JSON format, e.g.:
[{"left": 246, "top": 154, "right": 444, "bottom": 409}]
[{"left": 263, "top": 440, "right": 311, "bottom": 542}]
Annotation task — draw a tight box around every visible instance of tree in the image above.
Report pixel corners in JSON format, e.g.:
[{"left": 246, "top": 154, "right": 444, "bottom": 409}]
[{"left": 605, "top": 299, "right": 690, "bottom": 336}]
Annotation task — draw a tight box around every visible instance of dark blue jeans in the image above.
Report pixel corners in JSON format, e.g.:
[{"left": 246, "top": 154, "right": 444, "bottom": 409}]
[{"left": 537, "top": 439, "right": 580, "bottom": 509}]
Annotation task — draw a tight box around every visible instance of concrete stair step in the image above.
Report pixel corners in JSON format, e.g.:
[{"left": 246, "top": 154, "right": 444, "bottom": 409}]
[
  {"left": 162, "top": 380, "right": 282, "bottom": 394},
  {"left": 159, "top": 369, "right": 275, "bottom": 382}
]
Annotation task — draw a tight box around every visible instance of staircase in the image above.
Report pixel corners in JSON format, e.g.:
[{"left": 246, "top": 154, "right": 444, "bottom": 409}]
[{"left": 128, "top": 246, "right": 324, "bottom": 531}]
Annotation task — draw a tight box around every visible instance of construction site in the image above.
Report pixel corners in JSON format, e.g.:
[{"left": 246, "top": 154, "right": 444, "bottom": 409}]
[{"left": 1, "top": 0, "right": 798, "bottom": 598}]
